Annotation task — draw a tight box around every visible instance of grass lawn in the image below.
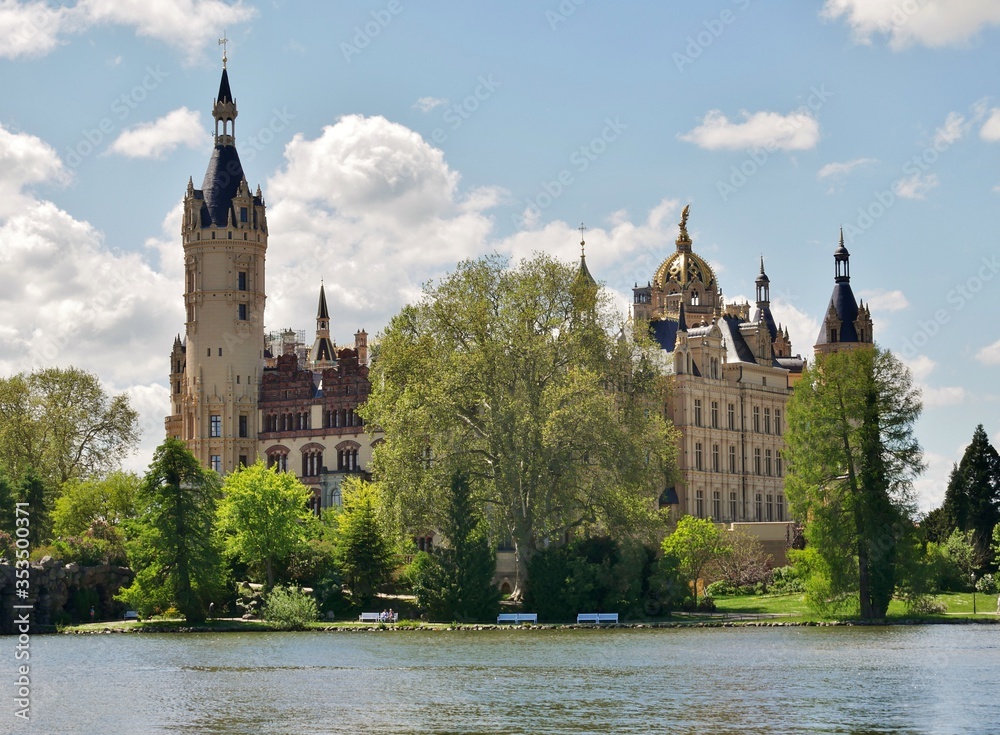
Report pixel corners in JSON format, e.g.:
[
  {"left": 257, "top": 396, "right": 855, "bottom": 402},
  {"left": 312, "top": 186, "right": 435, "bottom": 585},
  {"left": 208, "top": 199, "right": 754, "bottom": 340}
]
[{"left": 713, "top": 591, "right": 1000, "bottom": 622}]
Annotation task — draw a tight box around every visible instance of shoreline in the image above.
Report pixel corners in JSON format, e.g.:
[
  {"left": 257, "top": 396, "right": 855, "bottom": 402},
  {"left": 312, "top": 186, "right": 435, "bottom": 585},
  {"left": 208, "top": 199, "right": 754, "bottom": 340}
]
[{"left": 52, "top": 616, "right": 1000, "bottom": 635}]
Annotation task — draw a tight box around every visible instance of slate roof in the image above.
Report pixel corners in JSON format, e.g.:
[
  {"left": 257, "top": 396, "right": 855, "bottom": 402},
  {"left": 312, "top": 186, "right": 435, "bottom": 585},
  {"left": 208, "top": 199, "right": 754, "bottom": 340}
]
[
  {"left": 199, "top": 145, "right": 246, "bottom": 227},
  {"left": 815, "top": 281, "right": 860, "bottom": 346},
  {"left": 217, "top": 68, "right": 234, "bottom": 104}
]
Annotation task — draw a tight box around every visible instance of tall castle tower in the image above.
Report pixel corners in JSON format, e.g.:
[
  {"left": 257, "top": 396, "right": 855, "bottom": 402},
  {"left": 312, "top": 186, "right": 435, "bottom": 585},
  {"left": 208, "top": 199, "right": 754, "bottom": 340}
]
[
  {"left": 165, "top": 63, "right": 268, "bottom": 473},
  {"left": 814, "top": 230, "right": 873, "bottom": 355}
]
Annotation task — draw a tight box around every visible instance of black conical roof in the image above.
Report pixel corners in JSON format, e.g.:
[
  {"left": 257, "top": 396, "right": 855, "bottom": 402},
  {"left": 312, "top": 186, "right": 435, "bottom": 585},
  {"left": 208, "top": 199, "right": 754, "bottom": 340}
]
[
  {"left": 317, "top": 283, "right": 330, "bottom": 319},
  {"left": 217, "top": 68, "right": 234, "bottom": 104},
  {"left": 200, "top": 146, "right": 245, "bottom": 227}
]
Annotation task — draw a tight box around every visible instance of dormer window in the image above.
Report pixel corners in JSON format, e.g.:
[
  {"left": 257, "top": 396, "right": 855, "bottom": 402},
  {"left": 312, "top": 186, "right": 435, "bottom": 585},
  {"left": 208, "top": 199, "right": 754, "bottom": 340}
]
[{"left": 240, "top": 207, "right": 248, "bottom": 223}]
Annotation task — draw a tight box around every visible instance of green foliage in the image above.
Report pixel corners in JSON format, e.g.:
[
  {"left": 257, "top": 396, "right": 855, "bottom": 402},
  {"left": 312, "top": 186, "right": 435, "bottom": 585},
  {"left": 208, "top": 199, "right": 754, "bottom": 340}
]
[
  {"left": 217, "top": 460, "right": 314, "bottom": 589},
  {"left": 768, "top": 566, "right": 804, "bottom": 595},
  {"left": 52, "top": 471, "right": 141, "bottom": 538},
  {"left": 17, "top": 470, "right": 53, "bottom": 548},
  {"left": 524, "top": 536, "right": 656, "bottom": 621},
  {"left": 941, "top": 529, "right": 984, "bottom": 590},
  {"left": 660, "top": 516, "right": 730, "bottom": 607},
  {"left": 0, "top": 467, "right": 15, "bottom": 536},
  {"left": 263, "top": 586, "right": 319, "bottom": 630},
  {"left": 785, "top": 346, "right": 924, "bottom": 619},
  {"left": 362, "top": 253, "right": 679, "bottom": 597},
  {"left": 31, "top": 526, "right": 127, "bottom": 566},
  {"left": 788, "top": 546, "right": 859, "bottom": 617},
  {"left": 116, "top": 438, "right": 225, "bottom": 623},
  {"left": 0, "top": 367, "right": 139, "bottom": 488},
  {"left": 410, "top": 472, "right": 500, "bottom": 622},
  {"left": 976, "top": 573, "right": 997, "bottom": 594},
  {"left": 939, "top": 425, "right": 1000, "bottom": 563},
  {"left": 334, "top": 478, "right": 396, "bottom": 608}
]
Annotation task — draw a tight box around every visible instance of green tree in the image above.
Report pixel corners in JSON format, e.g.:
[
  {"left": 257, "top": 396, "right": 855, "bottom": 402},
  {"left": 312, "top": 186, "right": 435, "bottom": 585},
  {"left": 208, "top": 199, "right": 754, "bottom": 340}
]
[
  {"left": 939, "top": 425, "right": 1000, "bottom": 563},
  {"left": 660, "top": 516, "right": 730, "bottom": 608},
  {"left": 117, "top": 438, "right": 224, "bottom": 622},
  {"left": 217, "top": 460, "right": 314, "bottom": 590},
  {"left": 362, "top": 253, "right": 678, "bottom": 598},
  {"left": 0, "top": 367, "right": 139, "bottom": 487},
  {"left": 411, "top": 472, "right": 500, "bottom": 622},
  {"left": 52, "top": 471, "right": 141, "bottom": 538},
  {"left": 942, "top": 529, "right": 985, "bottom": 592},
  {"left": 785, "top": 347, "right": 924, "bottom": 619},
  {"left": 17, "top": 470, "right": 52, "bottom": 548},
  {"left": 334, "top": 478, "right": 396, "bottom": 608},
  {"left": 0, "top": 466, "right": 16, "bottom": 536}
]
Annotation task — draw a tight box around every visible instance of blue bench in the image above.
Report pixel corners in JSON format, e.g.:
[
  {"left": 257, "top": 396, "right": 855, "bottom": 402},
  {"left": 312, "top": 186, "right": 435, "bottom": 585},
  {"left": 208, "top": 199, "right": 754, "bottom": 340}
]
[
  {"left": 576, "top": 612, "right": 618, "bottom": 625},
  {"left": 497, "top": 613, "right": 538, "bottom": 624},
  {"left": 359, "top": 612, "right": 397, "bottom": 623}
]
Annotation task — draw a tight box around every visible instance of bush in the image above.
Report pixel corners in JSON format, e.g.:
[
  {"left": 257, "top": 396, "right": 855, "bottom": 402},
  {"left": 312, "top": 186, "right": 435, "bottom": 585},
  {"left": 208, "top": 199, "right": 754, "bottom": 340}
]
[
  {"left": 705, "top": 580, "right": 740, "bottom": 597},
  {"left": 904, "top": 595, "right": 947, "bottom": 616},
  {"left": 769, "top": 566, "right": 804, "bottom": 594},
  {"left": 263, "top": 586, "right": 319, "bottom": 630},
  {"left": 975, "top": 573, "right": 997, "bottom": 594}
]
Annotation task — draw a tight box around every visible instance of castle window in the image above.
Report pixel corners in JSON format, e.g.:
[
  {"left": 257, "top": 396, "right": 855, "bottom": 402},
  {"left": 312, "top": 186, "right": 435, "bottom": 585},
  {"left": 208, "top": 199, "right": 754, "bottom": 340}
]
[
  {"left": 207, "top": 348, "right": 211, "bottom": 357},
  {"left": 238, "top": 415, "right": 248, "bottom": 438},
  {"left": 238, "top": 271, "right": 247, "bottom": 291},
  {"left": 713, "top": 491, "right": 721, "bottom": 520},
  {"left": 218, "top": 348, "right": 222, "bottom": 356},
  {"left": 691, "top": 292, "right": 700, "bottom": 306},
  {"left": 238, "top": 303, "right": 248, "bottom": 321},
  {"left": 238, "top": 455, "right": 247, "bottom": 468},
  {"left": 765, "top": 449, "right": 773, "bottom": 477},
  {"left": 729, "top": 445, "right": 737, "bottom": 474},
  {"left": 240, "top": 207, "right": 248, "bottom": 223},
  {"left": 228, "top": 231, "right": 232, "bottom": 240},
  {"left": 776, "top": 451, "right": 784, "bottom": 478},
  {"left": 210, "top": 414, "right": 222, "bottom": 437},
  {"left": 754, "top": 448, "right": 761, "bottom": 475},
  {"left": 831, "top": 329, "right": 838, "bottom": 343},
  {"left": 711, "top": 401, "right": 719, "bottom": 428},
  {"left": 764, "top": 408, "right": 771, "bottom": 434},
  {"left": 712, "top": 444, "right": 720, "bottom": 472},
  {"left": 777, "top": 495, "right": 785, "bottom": 521},
  {"left": 695, "top": 490, "right": 704, "bottom": 518},
  {"left": 755, "top": 493, "right": 763, "bottom": 521},
  {"left": 727, "top": 403, "right": 735, "bottom": 430},
  {"left": 753, "top": 406, "right": 760, "bottom": 433},
  {"left": 210, "top": 455, "right": 221, "bottom": 473},
  {"left": 694, "top": 399, "right": 702, "bottom": 427},
  {"left": 729, "top": 492, "right": 737, "bottom": 521},
  {"left": 775, "top": 409, "right": 782, "bottom": 436},
  {"left": 766, "top": 494, "right": 774, "bottom": 522},
  {"left": 695, "top": 442, "right": 703, "bottom": 471}
]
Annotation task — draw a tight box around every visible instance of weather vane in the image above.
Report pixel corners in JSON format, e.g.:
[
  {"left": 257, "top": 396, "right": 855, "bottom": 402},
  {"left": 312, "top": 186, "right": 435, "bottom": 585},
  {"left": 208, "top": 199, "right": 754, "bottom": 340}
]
[
  {"left": 579, "top": 222, "right": 587, "bottom": 256},
  {"left": 219, "top": 32, "right": 228, "bottom": 68}
]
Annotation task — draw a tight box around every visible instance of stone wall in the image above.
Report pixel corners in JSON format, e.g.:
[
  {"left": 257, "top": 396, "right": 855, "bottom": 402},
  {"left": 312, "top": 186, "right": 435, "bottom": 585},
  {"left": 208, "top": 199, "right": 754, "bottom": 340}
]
[{"left": 0, "top": 558, "right": 133, "bottom": 634}]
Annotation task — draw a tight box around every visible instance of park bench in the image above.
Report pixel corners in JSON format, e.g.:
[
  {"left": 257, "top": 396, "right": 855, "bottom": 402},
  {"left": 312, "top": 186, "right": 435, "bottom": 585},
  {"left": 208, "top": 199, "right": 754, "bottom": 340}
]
[
  {"left": 359, "top": 612, "right": 398, "bottom": 623},
  {"left": 123, "top": 610, "right": 139, "bottom": 621},
  {"left": 496, "top": 613, "right": 538, "bottom": 625},
  {"left": 576, "top": 613, "right": 619, "bottom": 625}
]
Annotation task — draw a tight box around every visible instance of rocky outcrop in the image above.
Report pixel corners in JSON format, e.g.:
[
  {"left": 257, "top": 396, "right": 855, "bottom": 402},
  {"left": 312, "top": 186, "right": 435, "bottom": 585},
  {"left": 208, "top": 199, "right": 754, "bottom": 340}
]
[{"left": 0, "top": 558, "right": 133, "bottom": 634}]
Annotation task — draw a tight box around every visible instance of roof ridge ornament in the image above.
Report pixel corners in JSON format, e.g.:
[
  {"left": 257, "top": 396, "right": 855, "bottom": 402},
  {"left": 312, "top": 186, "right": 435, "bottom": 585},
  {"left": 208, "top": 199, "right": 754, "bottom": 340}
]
[{"left": 676, "top": 204, "right": 691, "bottom": 249}]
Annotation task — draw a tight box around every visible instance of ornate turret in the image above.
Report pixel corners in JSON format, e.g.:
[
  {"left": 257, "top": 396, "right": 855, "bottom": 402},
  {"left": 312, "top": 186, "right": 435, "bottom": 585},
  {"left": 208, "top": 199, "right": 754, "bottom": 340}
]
[
  {"left": 815, "top": 229, "right": 872, "bottom": 354},
  {"left": 311, "top": 282, "right": 337, "bottom": 369},
  {"left": 577, "top": 223, "right": 596, "bottom": 286}
]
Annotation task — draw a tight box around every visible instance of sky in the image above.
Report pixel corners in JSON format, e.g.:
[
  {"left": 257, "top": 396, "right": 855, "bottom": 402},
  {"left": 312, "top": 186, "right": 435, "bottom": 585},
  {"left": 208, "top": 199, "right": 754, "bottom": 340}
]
[{"left": 1, "top": 0, "right": 999, "bottom": 512}]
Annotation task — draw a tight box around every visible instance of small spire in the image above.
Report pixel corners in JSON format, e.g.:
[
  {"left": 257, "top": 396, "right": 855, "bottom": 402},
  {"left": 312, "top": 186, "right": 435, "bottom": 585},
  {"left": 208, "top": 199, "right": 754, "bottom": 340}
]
[
  {"left": 678, "top": 301, "right": 688, "bottom": 332},
  {"left": 578, "top": 222, "right": 587, "bottom": 256},
  {"left": 317, "top": 281, "right": 330, "bottom": 320},
  {"left": 760, "top": 255, "right": 765, "bottom": 274},
  {"left": 219, "top": 32, "right": 228, "bottom": 69}
]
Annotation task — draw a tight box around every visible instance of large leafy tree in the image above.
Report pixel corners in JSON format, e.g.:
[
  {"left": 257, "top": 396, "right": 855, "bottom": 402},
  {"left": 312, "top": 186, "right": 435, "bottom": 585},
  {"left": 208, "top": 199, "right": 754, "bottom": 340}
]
[
  {"left": 362, "top": 253, "right": 678, "bottom": 598},
  {"left": 661, "top": 516, "right": 729, "bottom": 608},
  {"left": 786, "top": 346, "right": 924, "bottom": 619},
  {"left": 939, "top": 425, "right": 1000, "bottom": 563},
  {"left": 117, "top": 438, "right": 224, "bottom": 622},
  {"left": 52, "top": 471, "right": 141, "bottom": 538},
  {"left": 217, "top": 460, "right": 314, "bottom": 590},
  {"left": 0, "top": 367, "right": 139, "bottom": 487},
  {"left": 411, "top": 471, "right": 500, "bottom": 622}
]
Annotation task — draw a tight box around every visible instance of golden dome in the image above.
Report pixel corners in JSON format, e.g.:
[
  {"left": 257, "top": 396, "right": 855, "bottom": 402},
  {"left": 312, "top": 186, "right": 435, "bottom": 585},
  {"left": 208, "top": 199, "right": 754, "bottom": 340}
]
[{"left": 653, "top": 250, "right": 717, "bottom": 289}]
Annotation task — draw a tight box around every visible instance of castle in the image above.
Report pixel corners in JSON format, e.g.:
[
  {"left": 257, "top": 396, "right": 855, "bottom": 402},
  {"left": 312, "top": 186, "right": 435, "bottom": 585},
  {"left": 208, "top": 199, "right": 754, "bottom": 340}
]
[{"left": 164, "top": 67, "right": 872, "bottom": 543}]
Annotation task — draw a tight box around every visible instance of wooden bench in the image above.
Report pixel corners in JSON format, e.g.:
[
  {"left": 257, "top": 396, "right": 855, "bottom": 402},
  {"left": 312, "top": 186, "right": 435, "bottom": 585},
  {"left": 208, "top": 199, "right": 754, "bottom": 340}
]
[
  {"left": 576, "top": 613, "right": 618, "bottom": 625},
  {"left": 359, "top": 612, "right": 398, "bottom": 623},
  {"left": 123, "top": 610, "right": 139, "bottom": 621},
  {"left": 497, "top": 612, "right": 538, "bottom": 625}
]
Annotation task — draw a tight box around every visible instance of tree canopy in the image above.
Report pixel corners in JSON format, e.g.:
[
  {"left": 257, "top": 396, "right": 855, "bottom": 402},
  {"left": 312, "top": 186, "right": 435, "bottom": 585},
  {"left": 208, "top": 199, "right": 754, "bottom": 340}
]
[
  {"left": 785, "top": 346, "right": 924, "bottom": 619},
  {"left": 661, "top": 516, "right": 729, "bottom": 608},
  {"left": 217, "top": 460, "right": 314, "bottom": 589},
  {"left": 362, "top": 253, "right": 678, "bottom": 597},
  {"left": 0, "top": 367, "right": 139, "bottom": 487},
  {"left": 938, "top": 425, "right": 1000, "bottom": 563}
]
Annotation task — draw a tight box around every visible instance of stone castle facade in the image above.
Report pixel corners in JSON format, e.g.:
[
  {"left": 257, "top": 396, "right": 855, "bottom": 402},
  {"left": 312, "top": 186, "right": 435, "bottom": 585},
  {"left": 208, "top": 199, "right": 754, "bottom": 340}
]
[{"left": 164, "top": 68, "right": 872, "bottom": 546}]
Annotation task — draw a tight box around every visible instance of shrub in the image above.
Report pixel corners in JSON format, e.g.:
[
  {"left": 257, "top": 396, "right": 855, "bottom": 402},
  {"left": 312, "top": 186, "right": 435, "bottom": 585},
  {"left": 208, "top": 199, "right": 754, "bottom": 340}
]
[
  {"left": 263, "top": 586, "right": 319, "bottom": 630},
  {"left": 975, "top": 573, "right": 997, "bottom": 594},
  {"left": 904, "top": 595, "right": 947, "bottom": 616},
  {"left": 705, "top": 580, "right": 740, "bottom": 597},
  {"left": 769, "top": 566, "right": 804, "bottom": 594}
]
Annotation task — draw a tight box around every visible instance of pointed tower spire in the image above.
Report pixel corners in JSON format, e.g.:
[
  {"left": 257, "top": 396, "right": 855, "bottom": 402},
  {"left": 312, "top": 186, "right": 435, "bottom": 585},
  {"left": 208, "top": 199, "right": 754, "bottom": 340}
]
[
  {"left": 317, "top": 280, "right": 330, "bottom": 320},
  {"left": 311, "top": 281, "right": 336, "bottom": 368},
  {"left": 755, "top": 255, "right": 770, "bottom": 307},
  {"left": 678, "top": 300, "right": 688, "bottom": 332},
  {"left": 577, "top": 222, "right": 596, "bottom": 286}
]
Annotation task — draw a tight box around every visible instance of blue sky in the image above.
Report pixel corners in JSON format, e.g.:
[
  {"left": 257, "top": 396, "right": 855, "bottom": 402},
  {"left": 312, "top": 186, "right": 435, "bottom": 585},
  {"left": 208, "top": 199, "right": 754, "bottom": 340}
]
[{"left": 1, "top": 0, "right": 999, "bottom": 510}]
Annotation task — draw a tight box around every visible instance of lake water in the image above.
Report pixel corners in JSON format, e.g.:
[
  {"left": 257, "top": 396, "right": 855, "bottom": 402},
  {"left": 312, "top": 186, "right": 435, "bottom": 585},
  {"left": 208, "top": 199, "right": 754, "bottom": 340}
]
[{"left": 11, "top": 625, "right": 1000, "bottom": 734}]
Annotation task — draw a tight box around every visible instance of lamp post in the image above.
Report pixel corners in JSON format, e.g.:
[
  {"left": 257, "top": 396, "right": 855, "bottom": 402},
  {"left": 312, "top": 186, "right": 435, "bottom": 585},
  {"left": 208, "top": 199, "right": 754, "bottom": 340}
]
[{"left": 972, "top": 572, "right": 977, "bottom": 615}]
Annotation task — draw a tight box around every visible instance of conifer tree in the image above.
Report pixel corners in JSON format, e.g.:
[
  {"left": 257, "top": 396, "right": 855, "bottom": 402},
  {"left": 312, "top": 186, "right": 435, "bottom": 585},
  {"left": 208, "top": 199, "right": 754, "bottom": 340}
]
[{"left": 940, "top": 425, "right": 1000, "bottom": 563}]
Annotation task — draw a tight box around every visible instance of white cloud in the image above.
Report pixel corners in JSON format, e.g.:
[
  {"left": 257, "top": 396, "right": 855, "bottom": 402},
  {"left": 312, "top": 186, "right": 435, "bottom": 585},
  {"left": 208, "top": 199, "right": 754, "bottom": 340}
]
[
  {"left": 934, "top": 111, "right": 969, "bottom": 147},
  {"left": 0, "top": 124, "right": 70, "bottom": 217},
  {"left": 0, "top": 0, "right": 256, "bottom": 61},
  {"left": 770, "top": 298, "right": 820, "bottom": 357},
  {"left": 980, "top": 108, "right": 1000, "bottom": 141},
  {"left": 108, "top": 107, "right": 208, "bottom": 159},
  {"left": 679, "top": 110, "right": 820, "bottom": 152},
  {"left": 900, "top": 355, "right": 966, "bottom": 409},
  {"left": 976, "top": 338, "right": 1000, "bottom": 365},
  {"left": 817, "top": 157, "right": 878, "bottom": 179},
  {"left": 413, "top": 96, "right": 447, "bottom": 113},
  {"left": 893, "top": 172, "right": 939, "bottom": 200},
  {"left": 859, "top": 288, "right": 909, "bottom": 312},
  {"left": 913, "top": 451, "right": 955, "bottom": 513},
  {"left": 823, "top": 0, "right": 1000, "bottom": 49}
]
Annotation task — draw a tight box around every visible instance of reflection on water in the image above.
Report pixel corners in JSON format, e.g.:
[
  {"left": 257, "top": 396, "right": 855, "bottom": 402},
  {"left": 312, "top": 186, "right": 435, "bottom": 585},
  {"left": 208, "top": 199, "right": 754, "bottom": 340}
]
[{"left": 21, "top": 625, "right": 1000, "bottom": 734}]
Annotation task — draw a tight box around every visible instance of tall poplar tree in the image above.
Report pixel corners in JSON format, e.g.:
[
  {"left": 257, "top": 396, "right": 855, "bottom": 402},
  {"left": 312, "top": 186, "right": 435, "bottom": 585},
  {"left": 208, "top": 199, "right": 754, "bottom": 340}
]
[{"left": 785, "top": 346, "right": 924, "bottom": 619}]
